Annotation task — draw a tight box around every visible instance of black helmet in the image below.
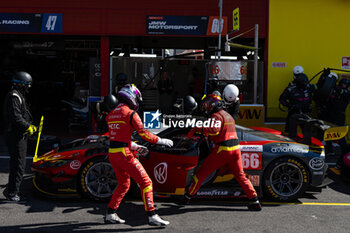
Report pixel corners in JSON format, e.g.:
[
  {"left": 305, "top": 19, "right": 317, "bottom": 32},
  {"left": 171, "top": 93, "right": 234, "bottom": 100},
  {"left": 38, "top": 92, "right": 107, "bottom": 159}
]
[
  {"left": 12, "top": 71, "right": 32, "bottom": 87},
  {"left": 184, "top": 96, "right": 198, "bottom": 114},
  {"left": 12, "top": 71, "right": 32, "bottom": 93},
  {"left": 294, "top": 73, "right": 308, "bottom": 88},
  {"left": 103, "top": 94, "right": 118, "bottom": 112},
  {"left": 339, "top": 78, "right": 350, "bottom": 89},
  {"left": 115, "top": 73, "right": 127, "bottom": 85},
  {"left": 200, "top": 94, "right": 223, "bottom": 116}
]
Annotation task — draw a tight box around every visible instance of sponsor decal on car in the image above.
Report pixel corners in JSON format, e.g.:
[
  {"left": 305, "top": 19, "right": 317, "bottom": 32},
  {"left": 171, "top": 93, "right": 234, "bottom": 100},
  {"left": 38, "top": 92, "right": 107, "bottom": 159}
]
[
  {"left": 247, "top": 175, "right": 260, "bottom": 186},
  {"left": 196, "top": 189, "right": 229, "bottom": 196},
  {"left": 240, "top": 145, "right": 263, "bottom": 152},
  {"left": 271, "top": 144, "right": 308, "bottom": 154},
  {"left": 154, "top": 162, "right": 167, "bottom": 184},
  {"left": 70, "top": 160, "right": 81, "bottom": 170},
  {"left": 234, "top": 191, "right": 241, "bottom": 196},
  {"left": 309, "top": 157, "right": 325, "bottom": 170}
]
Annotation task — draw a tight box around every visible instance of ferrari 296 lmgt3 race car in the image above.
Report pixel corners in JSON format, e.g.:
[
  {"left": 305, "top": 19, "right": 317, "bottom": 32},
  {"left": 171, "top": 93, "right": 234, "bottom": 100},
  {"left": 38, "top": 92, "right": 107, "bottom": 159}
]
[{"left": 31, "top": 124, "right": 329, "bottom": 202}]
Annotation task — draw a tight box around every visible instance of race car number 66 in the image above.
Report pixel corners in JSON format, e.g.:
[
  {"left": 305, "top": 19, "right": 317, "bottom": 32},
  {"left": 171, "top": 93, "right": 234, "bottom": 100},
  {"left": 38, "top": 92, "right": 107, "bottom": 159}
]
[{"left": 242, "top": 153, "right": 262, "bottom": 170}]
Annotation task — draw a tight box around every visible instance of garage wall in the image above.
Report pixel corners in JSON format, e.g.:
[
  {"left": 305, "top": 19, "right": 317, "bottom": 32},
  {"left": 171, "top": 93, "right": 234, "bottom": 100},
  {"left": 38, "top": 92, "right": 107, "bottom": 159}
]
[
  {"left": 1, "top": 0, "right": 267, "bottom": 37},
  {"left": 267, "top": 0, "right": 350, "bottom": 119}
]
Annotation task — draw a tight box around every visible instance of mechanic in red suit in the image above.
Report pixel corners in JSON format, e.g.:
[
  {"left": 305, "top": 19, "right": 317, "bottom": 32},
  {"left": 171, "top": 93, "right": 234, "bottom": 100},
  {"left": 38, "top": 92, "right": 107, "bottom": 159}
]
[
  {"left": 105, "top": 84, "right": 173, "bottom": 226},
  {"left": 184, "top": 94, "right": 262, "bottom": 211}
]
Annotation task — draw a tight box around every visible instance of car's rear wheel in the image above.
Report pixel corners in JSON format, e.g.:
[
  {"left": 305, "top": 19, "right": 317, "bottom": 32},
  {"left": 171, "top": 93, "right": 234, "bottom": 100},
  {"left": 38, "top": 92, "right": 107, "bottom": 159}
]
[
  {"left": 263, "top": 157, "right": 309, "bottom": 201},
  {"left": 79, "top": 157, "right": 117, "bottom": 200}
]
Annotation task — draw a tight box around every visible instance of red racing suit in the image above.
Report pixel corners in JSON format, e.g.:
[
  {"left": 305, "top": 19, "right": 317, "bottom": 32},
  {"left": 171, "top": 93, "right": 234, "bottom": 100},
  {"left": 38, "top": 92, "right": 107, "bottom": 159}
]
[
  {"left": 187, "top": 109, "right": 257, "bottom": 199},
  {"left": 106, "top": 103, "right": 159, "bottom": 212}
]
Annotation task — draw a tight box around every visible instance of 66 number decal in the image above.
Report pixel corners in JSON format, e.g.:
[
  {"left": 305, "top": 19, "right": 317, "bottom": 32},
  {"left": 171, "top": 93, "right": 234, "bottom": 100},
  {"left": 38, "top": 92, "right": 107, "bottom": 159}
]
[{"left": 242, "top": 152, "right": 262, "bottom": 170}]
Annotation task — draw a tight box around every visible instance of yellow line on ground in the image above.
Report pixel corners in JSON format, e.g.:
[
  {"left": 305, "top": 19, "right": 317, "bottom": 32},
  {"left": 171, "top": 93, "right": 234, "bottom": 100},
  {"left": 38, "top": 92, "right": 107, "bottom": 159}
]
[{"left": 262, "top": 202, "right": 350, "bottom": 206}]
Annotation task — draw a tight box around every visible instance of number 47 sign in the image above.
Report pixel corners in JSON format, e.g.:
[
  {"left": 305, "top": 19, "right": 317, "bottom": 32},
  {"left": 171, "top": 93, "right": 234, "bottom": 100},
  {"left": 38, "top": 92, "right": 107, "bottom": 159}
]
[{"left": 41, "top": 14, "right": 62, "bottom": 33}]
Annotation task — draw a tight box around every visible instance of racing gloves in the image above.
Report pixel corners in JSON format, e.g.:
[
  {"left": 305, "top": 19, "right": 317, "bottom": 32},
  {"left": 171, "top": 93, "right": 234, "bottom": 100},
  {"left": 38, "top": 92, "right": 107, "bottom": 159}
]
[
  {"left": 187, "top": 128, "right": 201, "bottom": 138},
  {"left": 130, "top": 142, "right": 149, "bottom": 156},
  {"left": 156, "top": 137, "right": 173, "bottom": 147},
  {"left": 26, "top": 125, "right": 37, "bottom": 136}
]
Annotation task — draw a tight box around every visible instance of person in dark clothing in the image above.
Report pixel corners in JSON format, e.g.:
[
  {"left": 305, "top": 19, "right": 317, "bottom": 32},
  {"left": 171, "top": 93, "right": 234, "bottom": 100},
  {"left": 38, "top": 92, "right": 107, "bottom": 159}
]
[
  {"left": 222, "top": 84, "right": 240, "bottom": 121},
  {"left": 3, "top": 71, "right": 37, "bottom": 202},
  {"left": 321, "top": 78, "right": 350, "bottom": 170},
  {"left": 158, "top": 71, "right": 174, "bottom": 113},
  {"left": 323, "top": 78, "right": 350, "bottom": 126},
  {"left": 279, "top": 73, "right": 317, "bottom": 133}
]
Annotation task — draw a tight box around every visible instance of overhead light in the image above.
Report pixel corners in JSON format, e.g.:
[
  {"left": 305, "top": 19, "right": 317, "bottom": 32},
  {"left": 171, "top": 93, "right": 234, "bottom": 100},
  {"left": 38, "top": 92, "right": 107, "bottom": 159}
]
[
  {"left": 130, "top": 53, "right": 157, "bottom": 58},
  {"left": 242, "top": 56, "right": 248, "bottom": 60},
  {"left": 118, "top": 53, "right": 125, "bottom": 56},
  {"left": 247, "top": 51, "right": 251, "bottom": 55},
  {"left": 110, "top": 51, "right": 114, "bottom": 56},
  {"left": 210, "top": 55, "right": 238, "bottom": 60}
]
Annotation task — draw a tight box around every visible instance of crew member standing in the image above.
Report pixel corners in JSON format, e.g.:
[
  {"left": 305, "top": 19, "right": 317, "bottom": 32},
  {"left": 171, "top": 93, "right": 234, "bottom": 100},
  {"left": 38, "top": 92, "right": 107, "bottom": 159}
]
[
  {"left": 3, "top": 71, "right": 37, "bottom": 202},
  {"left": 279, "top": 73, "right": 316, "bottom": 133},
  {"left": 105, "top": 84, "right": 173, "bottom": 226},
  {"left": 222, "top": 84, "right": 240, "bottom": 121},
  {"left": 184, "top": 94, "right": 262, "bottom": 211}
]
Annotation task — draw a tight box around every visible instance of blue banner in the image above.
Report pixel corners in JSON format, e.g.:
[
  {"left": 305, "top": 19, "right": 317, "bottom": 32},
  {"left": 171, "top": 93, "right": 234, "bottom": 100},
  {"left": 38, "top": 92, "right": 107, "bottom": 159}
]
[
  {"left": 0, "top": 13, "right": 62, "bottom": 33},
  {"left": 146, "top": 15, "right": 208, "bottom": 35}
]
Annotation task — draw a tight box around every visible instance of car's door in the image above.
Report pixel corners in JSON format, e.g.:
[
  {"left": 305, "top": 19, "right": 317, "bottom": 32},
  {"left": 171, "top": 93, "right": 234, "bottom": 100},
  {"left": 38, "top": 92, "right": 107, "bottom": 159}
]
[{"left": 140, "top": 130, "right": 200, "bottom": 195}]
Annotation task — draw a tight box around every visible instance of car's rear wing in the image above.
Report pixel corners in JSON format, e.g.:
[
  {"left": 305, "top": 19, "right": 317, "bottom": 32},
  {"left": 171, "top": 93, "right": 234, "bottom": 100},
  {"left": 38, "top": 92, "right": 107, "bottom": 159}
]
[{"left": 288, "top": 114, "right": 348, "bottom": 145}]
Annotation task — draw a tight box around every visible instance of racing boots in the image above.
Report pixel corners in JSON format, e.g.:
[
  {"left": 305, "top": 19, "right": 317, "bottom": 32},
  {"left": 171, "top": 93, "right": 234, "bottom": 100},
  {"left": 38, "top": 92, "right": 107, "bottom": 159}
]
[
  {"left": 104, "top": 208, "right": 125, "bottom": 224},
  {"left": 3, "top": 188, "right": 25, "bottom": 203},
  {"left": 178, "top": 193, "right": 191, "bottom": 205},
  {"left": 247, "top": 197, "right": 262, "bottom": 211},
  {"left": 147, "top": 211, "right": 170, "bottom": 226}
]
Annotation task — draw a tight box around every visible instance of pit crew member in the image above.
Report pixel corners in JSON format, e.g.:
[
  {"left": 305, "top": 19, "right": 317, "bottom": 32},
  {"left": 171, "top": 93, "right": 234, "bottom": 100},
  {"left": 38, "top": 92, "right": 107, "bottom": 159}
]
[
  {"left": 184, "top": 94, "right": 262, "bottom": 211},
  {"left": 105, "top": 84, "right": 173, "bottom": 226}
]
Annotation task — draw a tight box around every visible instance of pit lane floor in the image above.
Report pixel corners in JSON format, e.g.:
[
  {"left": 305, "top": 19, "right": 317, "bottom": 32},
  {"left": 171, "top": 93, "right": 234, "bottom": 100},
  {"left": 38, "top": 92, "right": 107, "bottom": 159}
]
[{"left": 0, "top": 156, "right": 349, "bottom": 233}]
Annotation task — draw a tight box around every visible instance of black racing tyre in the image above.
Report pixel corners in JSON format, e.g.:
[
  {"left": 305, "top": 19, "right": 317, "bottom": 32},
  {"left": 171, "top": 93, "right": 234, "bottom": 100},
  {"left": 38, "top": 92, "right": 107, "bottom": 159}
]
[
  {"left": 79, "top": 157, "right": 118, "bottom": 201},
  {"left": 263, "top": 157, "right": 309, "bottom": 201}
]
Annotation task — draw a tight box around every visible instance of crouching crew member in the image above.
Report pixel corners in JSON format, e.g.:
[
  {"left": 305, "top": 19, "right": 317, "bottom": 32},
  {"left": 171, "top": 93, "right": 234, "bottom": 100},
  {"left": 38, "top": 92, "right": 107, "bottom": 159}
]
[{"left": 105, "top": 84, "right": 173, "bottom": 226}]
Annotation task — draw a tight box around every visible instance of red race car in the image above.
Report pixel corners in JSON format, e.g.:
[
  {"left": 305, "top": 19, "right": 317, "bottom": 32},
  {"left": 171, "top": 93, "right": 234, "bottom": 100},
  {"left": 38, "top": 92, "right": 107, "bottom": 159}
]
[{"left": 32, "top": 125, "right": 329, "bottom": 202}]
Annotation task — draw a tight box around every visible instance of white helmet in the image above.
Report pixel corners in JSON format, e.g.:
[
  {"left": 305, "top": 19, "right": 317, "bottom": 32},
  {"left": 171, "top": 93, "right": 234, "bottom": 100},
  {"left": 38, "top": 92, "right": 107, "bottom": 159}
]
[
  {"left": 329, "top": 72, "right": 338, "bottom": 80},
  {"left": 222, "top": 84, "right": 239, "bottom": 104},
  {"left": 293, "top": 66, "right": 304, "bottom": 77}
]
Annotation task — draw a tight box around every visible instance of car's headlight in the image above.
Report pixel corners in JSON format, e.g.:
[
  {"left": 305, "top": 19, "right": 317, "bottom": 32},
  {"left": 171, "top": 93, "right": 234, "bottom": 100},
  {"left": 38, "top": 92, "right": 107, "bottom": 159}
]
[
  {"left": 47, "top": 160, "right": 71, "bottom": 167},
  {"left": 36, "top": 160, "right": 71, "bottom": 168}
]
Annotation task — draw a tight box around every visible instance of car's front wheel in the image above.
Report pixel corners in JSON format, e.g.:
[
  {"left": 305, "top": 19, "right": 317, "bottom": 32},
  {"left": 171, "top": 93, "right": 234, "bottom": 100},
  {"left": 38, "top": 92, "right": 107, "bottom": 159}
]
[
  {"left": 79, "top": 157, "right": 117, "bottom": 200},
  {"left": 263, "top": 157, "right": 309, "bottom": 201}
]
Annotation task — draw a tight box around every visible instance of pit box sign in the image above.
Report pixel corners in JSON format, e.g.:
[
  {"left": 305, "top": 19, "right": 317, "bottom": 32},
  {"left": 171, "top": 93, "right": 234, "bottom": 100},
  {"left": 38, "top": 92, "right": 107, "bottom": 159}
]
[
  {"left": 0, "top": 13, "right": 62, "bottom": 33},
  {"left": 208, "top": 61, "right": 247, "bottom": 80},
  {"left": 146, "top": 15, "right": 227, "bottom": 36}
]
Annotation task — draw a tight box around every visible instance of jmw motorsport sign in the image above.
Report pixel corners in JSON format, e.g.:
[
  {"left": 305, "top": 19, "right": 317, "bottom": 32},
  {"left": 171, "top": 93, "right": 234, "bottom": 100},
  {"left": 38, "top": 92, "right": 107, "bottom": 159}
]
[{"left": 146, "top": 15, "right": 227, "bottom": 35}]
